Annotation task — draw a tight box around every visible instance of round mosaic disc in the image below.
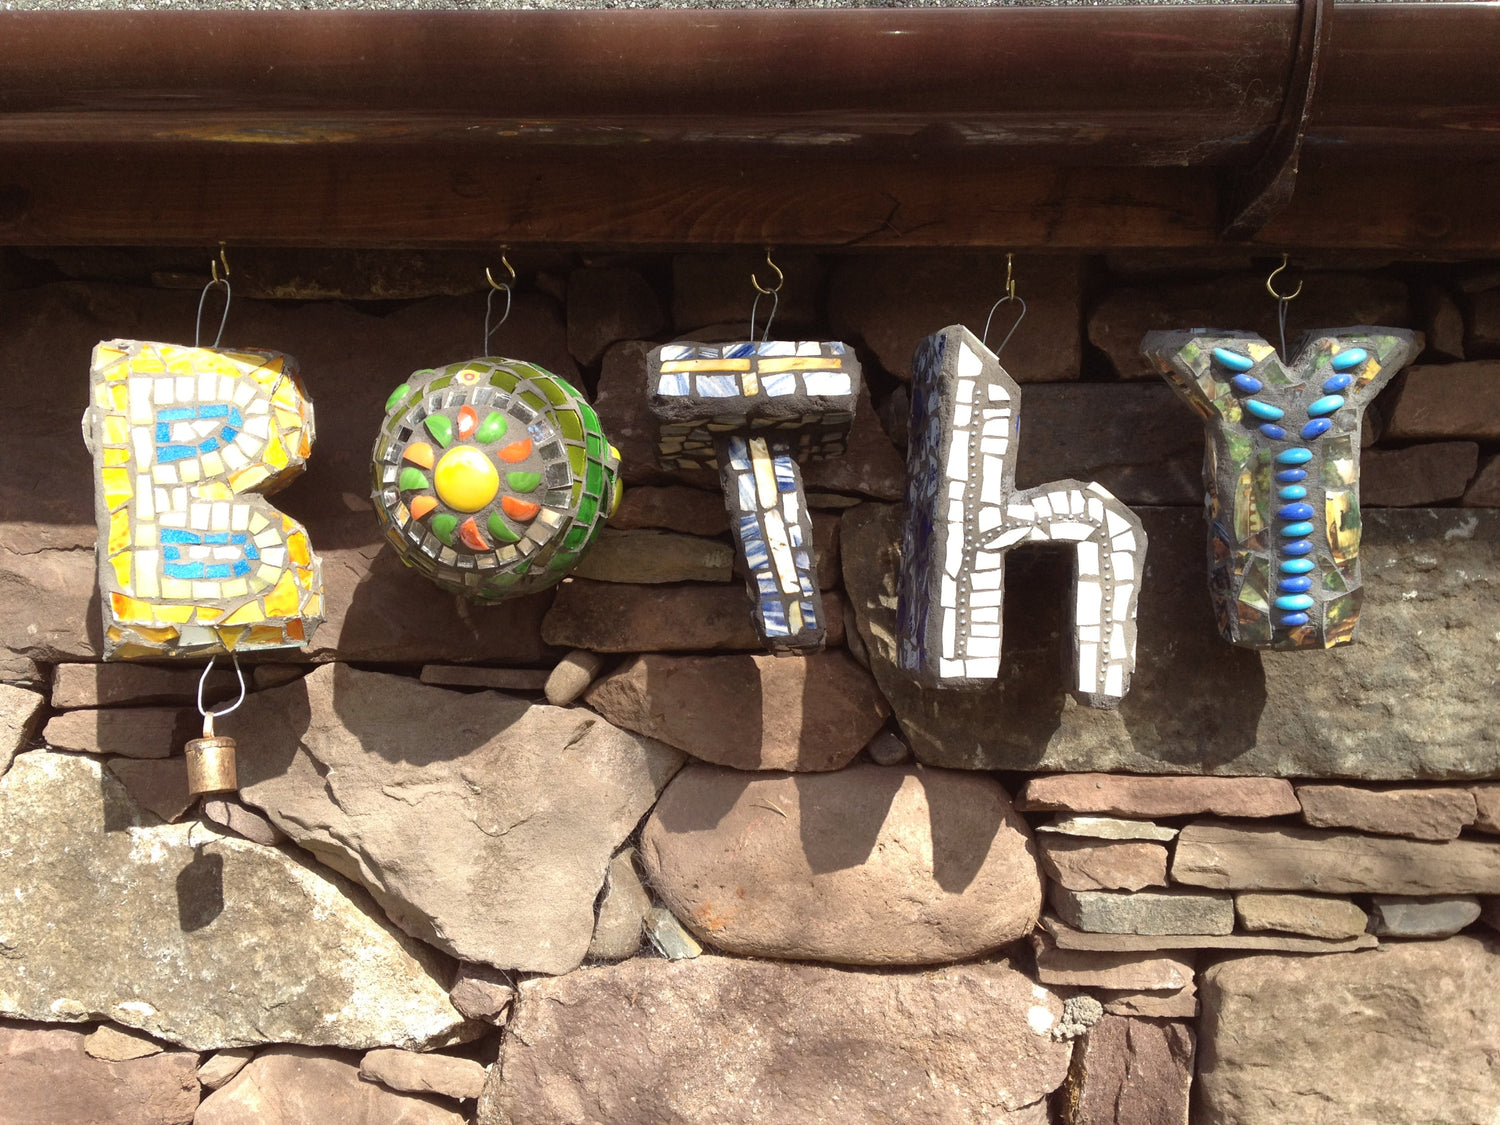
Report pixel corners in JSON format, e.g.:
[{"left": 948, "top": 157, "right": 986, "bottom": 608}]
[{"left": 372, "top": 358, "right": 622, "bottom": 601}]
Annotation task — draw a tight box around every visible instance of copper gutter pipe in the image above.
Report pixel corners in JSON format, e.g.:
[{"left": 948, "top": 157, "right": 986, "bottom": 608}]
[{"left": 0, "top": 5, "right": 1497, "bottom": 165}]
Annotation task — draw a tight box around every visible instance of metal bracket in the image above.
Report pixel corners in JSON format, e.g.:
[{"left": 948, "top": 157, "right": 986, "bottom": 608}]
[{"left": 1221, "top": 0, "right": 1331, "bottom": 240}]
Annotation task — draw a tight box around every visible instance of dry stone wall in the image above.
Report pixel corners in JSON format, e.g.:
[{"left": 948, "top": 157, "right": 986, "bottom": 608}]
[{"left": 0, "top": 246, "right": 1498, "bottom": 1123}]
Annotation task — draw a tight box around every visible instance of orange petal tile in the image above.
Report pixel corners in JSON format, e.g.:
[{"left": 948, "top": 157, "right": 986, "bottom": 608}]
[
  {"left": 457, "top": 405, "right": 478, "bottom": 440},
  {"left": 458, "top": 517, "right": 490, "bottom": 551},
  {"left": 403, "top": 442, "right": 436, "bottom": 469},
  {"left": 409, "top": 495, "right": 438, "bottom": 520},
  {"left": 498, "top": 439, "right": 533, "bottom": 463},
  {"left": 501, "top": 496, "right": 541, "bottom": 521}
]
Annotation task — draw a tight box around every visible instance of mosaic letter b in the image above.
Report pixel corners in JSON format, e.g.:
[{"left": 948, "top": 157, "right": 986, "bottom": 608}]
[
  {"left": 1142, "top": 326, "right": 1415, "bottom": 649},
  {"left": 85, "top": 340, "right": 324, "bottom": 659}
]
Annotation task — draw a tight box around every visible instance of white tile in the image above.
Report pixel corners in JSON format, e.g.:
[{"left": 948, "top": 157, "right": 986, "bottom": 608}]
[
  {"left": 802, "top": 371, "right": 852, "bottom": 396},
  {"left": 1077, "top": 542, "right": 1100, "bottom": 577},
  {"left": 1112, "top": 552, "right": 1135, "bottom": 582},
  {"left": 988, "top": 528, "right": 1027, "bottom": 550},
  {"left": 1106, "top": 511, "right": 1131, "bottom": 538},
  {"left": 1104, "top": 662, "right": 1125, "bottom": 698},
  {"left": 1047, "top": 521, "right": 1095, "bottom": 541},
  {"left": 957, "top": 344, "right": 983, "bottom": 382},
  {"left": 1077, "top": 642, "right": 1098, "bottom": 691},
  {"left": 1076, "top": 579, "right": 1102, "bottom": 626},
  {"left": 967, "top": 637, "right": 1001, "bottom": 659}
]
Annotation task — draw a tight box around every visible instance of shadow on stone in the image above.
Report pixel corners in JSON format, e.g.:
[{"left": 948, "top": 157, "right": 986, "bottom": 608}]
[{"left": 176, "top": 845, "right": 225, "bottom": 933}]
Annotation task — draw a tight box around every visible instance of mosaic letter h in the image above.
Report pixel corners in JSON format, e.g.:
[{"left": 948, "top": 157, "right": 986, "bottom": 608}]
[
  {"left": 1142, "top": 326, "right": 1415, "bottom": 649},
  {"left": 897, "top": 325, "right": 1146, "bottom": 706}
]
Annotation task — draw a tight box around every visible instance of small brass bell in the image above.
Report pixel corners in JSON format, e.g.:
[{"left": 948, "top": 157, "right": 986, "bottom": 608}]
[{"left": 185, "top": 711, "right": 238, "bottom": 798}]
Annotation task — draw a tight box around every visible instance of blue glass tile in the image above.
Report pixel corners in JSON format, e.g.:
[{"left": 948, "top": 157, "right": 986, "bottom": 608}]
[
  {"left": 1322, "top": 372, "right": 1354, "bottom": 392},
  {"left": 1277, "top": 502, "right": 1315, "bottom": 521},
  {"left": 1307, "top": 394, "right": 1346, "bottom": 417},
  {"left": 156, "top": 407, "right": 197, "bottom": 422},
  {"left": 1330, "top": 348, "right": 1368, "bottom": 371},
  {"left": 157, "top": 444, "right": 197, "bottom": 463},
  {"left": 1276, "top": 448, "right": 1314, "bottom": 465},
  {"left": 1301, "top": 419, "right": 1333, "bottom": 440},
  {"left": 199, "top": 404, "right": 232, "bottom": 419},
  {"left": 205, "top": 564, "right": 232, "bottom": 580},
  {"left": 161, "top": 529, "right": 199, "bottom": 544},
  {"left": 1244, "top": 399, "right": 1285, "bottom": 422},
  {"left": 1276, "top": 468, "right": 1309, "bottom": 483},
  {"left": 1212, "top": 347, "right": 1255, "bottom": 372},
  {"left": 232, "top": 560, "right": 252, "bottom": 578},
  {"left": 1259, "top": 424, "right": 1286, "bottom": 440},
  {"left": 1275, "top": 594, "right": 1315, "bottom": 612},
  {"left": 1231, "top": 374, "right": 1264, "bottom": 394},
  {"left": 1278, "top": 576, "right": 1313, "bottom": 593},
  {"left": 1280, "top": 521, "right": 1316, "bottom": 538},
  {"left": 1283, "top": 539, "right": 1314, "bottom": 555}
]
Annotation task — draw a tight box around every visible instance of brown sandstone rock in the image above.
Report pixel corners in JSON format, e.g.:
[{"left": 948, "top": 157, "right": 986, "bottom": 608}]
[
  {"left": 828, "top": 253, "right": 1083, "bottom": 384},
  {"left": 1030, "top": 938, "right": 1193, "bottom": 992},
  {"left": 478, "top": 955, "right": 1071, "bottom": 1125},
  {"left": 448, "top": 965, "right": 515, "bottom": 1024},
  {"left": 1041, "top": 917, "right": 1375, "bottom": 954},
  {"left": 360, "top": 1048, "right": 487, "bottom": 1102},
  {"left": 571, "top": 528, "right": 735, "bottom": 584},
  {"left": 1463, "top": 454, "right": 1500, "bottom": 506},
  {"left": 237, "top": 665, "right": 683, "bottom": 976},
  {"left": 543, "top": 579, "right": 844, "bottom": 652},
  {"left": 197, "top": 1046, "right": 465, "bottom": 1125},
  {"left": 0, "top": 1022, "right": 199, "bottom": 1125},
  {"left": 104, "top": 758, "right": 194, "bottom": 823},
  {"left": 1038, "top": 816, "right": 1179, "bottom": 842},
  {"left": 608, "top": 484, "right": 728, "bottom": 536},
  {"left": 1233, "top": 892, "right": 1369, "bottom": 940},
  {"left": 843, "top": 502, "right": 1500, "bottom": 779},
  {"left": 1367, "top": 894, "right": 1482, "bottom": 938},
  {"left": 0, "top": 752, "right": 470, "bottom": 1051},
  {"left": 1098, "top": 986, "right": 1198, "bottom": 1019},
  {"left": 586, "top": 849, "right": 651, "bottom": 962},
  {"left": 586, "top": 652, "right": 889, "bottom": 772},
  {"left": 83, "top": 1023, "right": 165, "bottom": 1062},
  {"left": 1019, "top": 774, "right": 1299, "bottom": 818},
  {"left": 672, "top": 251, "right": 826, "bottom": 336},
  {"left": 197, "top": 1048, "right": 255, "bottom": 1091},
  {"left": 1049, "top": 888, "right": 1234, "bottom": 936},
  {"left": 1386, "top": 361, "right": 1500, "bottom": 439},
  {"left": 1295, "top": 782, "right": 1477, "bottom": 840},
  {"left": 0, "top": 683, "right": 43, "bottom": 777},
  {"left": 543, "top": 649, "right": 606, "bottom": 707},
  {"left": 200, "top": 798, "right": 285, "bottom": 846},
  {"left": 1473, "top": 783, "right": 1500, "bottom": 833},
  {"left": 1063, "top": 1015, "right": 1194, "bottom": 1125},
  {"left": 417, "top": 665, "right": 550, "bottom": 692},
  {"left": 42, "top": 708, "right": 185, "bottom": 758},
  {"left": 1036, "top": 837, "right": 1169, "bottom": 892},
  {"left": 1173, "top": 819, "right": 1500, "bottom": 894},
  {"left": 1197, "top": 936, "right": 1500, "bottom": 1124},
  {"left": 565, "top": 266, "right": 665, "bottom": 366},
  {"left": 641, "top": 764, "right": 1041, "bottom": 964},
  {"left": 50, "top": 663, "right": 240, "bottom": 709},
  {"left": 1362, "top": 442, "right": 1479, "bottom": 506}
]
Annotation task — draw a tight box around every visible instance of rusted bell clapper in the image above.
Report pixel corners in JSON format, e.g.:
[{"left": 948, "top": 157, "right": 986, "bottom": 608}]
[{"left": 186, "top": 711, "right": 238, "bottom": 797}]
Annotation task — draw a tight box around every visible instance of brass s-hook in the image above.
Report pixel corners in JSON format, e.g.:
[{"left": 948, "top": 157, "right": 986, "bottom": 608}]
[
  {"left": 751, "top": 248, "right": 784, "bottom": 295},
  {"left": 210, "top": 243, "right": 231, "bottom": 285},
  {"left": 486, "top": 251, "right": 516, "bottom": 291},
  {"left": 1004, "top": 252, "right": 1017, "bottom": 302},
  {"left": 1266, "top": 253, "right": 1303, "bottom": 302}
]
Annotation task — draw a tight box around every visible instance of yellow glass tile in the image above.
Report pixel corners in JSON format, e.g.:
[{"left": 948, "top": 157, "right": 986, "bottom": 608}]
[
  {"left": 103, "top": 447, "right": 130, "bottom": 467},
  {"left": 196, "top": 482, "right": 234, "bottom": 502},
  {"left": 110, "top": 553, "right": 131, "bottom": 588},
  {"left": 108, "top": 510, "right": 131, "bottom": 554},
  {"left": 102, "top": 415, "right": 129, "bottom": 445},
  {"left": 134, "top": 525, "right": 157, "bottom": 546},
  {"left": 288, "top": 533, "right": 311, "bottom": 566},
  {"left": 200, "top": 451, "right": 226, "bottom": 479},
  {"left": 297, "top": 432, "right": 312, "bottom": 459},
  {"left": 221, "top": 578, "right": 250, "bottom": 599},
  {"left": 757, "top": 357, "right": 843, "bottom": 373},
  {"left": 271, "top": 383, "right": 299, "bottom": 410},
  {"left": 740, "top": 371, "right": 760, "bottom": 396},
  {"left": 263, "top": 356, "right": 286, "bottom": 376},
  {"left": 222, "top": 601, "right": 266, "bottom": 626},
  {"left": 129, "top": 352, "right": 166, "bottom": 374},
  {"left": 106, "top": 625, "right": 124, "bottom": 645},
  {"left": 110, "top": 383, "right": 130, "bottom": 412},
  {"left": 116, "top": 637, "right": 173, "bottom": 656},
  {"left": 1246, "top": 342, "right": 1276, "bottom": 364},
  {"left": 787, "top": 600, "right": 804, "bottom": 634},
  {"left": 154, "top": 604, "right": 194, "bottom": 624},
  {"left": 215, "top": 625, "right": 249, "bottom": 650},
  {"left": 1325, "top": 489, "right": 1361, "bottom": 565},
  {"left": 274, "top": 408, "right": 302, "bottom": 433},
  {"left": 247, "top": 625, "right": 286, "bottom": 646},
  {"left": 196, "top": 607, "right": 223, "bottom": 623},
  {"left": 262, "top": 570, "right": 300, "bottom": 617},
  {"left": 610, "top": 477, "right": 623, "bottom": 519},
  {"left": 264, "top": 433, "right": 290, "bottom": 471},
  {"left": 110, "top": 591, "right": 154, "bottom": 623},
  {"left": 660, "top": 359, "right": 751, "bottom": 372},
  {"left": 161, "top": 577, "right": 192, "bottom": 599},
  {"left": 229, "top": 465, "right": 270, "bottom": 492},
  {"left": 285, "top": 618, "right": 305, "bottom": 642},
  {"left": 305, "top": 594, "right": 323, "bottom": 618}
]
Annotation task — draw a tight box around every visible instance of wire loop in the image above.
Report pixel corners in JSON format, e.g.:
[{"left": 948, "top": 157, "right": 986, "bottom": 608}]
[
  {"left": 981, "top": 254, "right": 1027, "bottom": 356},
  {"left": 197, "top": 653, "right": 246, "bottom": 737}
]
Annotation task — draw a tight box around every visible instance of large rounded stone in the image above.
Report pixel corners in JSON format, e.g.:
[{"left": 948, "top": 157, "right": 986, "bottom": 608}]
[{"left": 641, "top": 764, "right": 1041, "bottom": 964}]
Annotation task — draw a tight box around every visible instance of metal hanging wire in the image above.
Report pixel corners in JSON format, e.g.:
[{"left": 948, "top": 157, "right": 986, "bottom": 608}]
[
  {"left": 194, "top": 244, "right": 232, "bottom": 349},
  {"left": 748, "top": 248, "right": 784, "bottom": 344},
  {"left": 981, "top": 252, "right": 1027, "bottom": 356},
  {"left": 1266, "top": 253, "right": 1304, "bottom": 362},
  {"left": 482, "top": 252, "right": 516, "bottom": 355},
  {"left": 196, "top": 653, "right": 246, "bottom": 739}
]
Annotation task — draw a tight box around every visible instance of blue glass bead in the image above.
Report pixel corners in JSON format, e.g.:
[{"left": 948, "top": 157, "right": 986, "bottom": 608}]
[
  {"left": 1278, "top": 576, "right": 1313, "bottom": 593},
  {"left": 1259, "top": 423, "right": 1286, "bottom": 440},
  {"left": 1322, "top": 372, "right": 1353, "bottom": 392},
  {"left": 1330, "top": 347, "right": 1368, "bottom": 371},
  {"left": 1307, "top": 394, "right": 1346, "bottom": 417},
  {"left": 1280, "top": 557, "right": 1316, "bottom": 574},
  {"left": 1244, "top": 399, "right": 1285, "bottom": 422},
  {"left": 1283, "top": 539, "right": 1314, "bottom": 555},
  {"left": 1278, "top": 485, "right": 1308, "bottom": 500},
  {"left": 1276, "top": 448, "right": 1313, "bottom": 465},
  {"left": 1212, "top": 347, "right": 1255, "bottom": 372},
  {"left": 1277, "top": 502, "right": 1315, "bottom": 521},
  {"left": 1278, "top": 612, "right": 1310, "bottom": 627},
  {"left": 1276, "top": 468, "right": 1308, "bottom": 483},
  {"left": 1301, "top": 419, "right": 1333, "bottom": 440},
  {"left": 1275, "top": 594, "right": 1316, "bottom": 612},
  {"left": 1231, "top": 374, "right": 1264, "bottom": 394},
  {"left": 1280, "top": 521, "right": 1316, "bottom": 538}
]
